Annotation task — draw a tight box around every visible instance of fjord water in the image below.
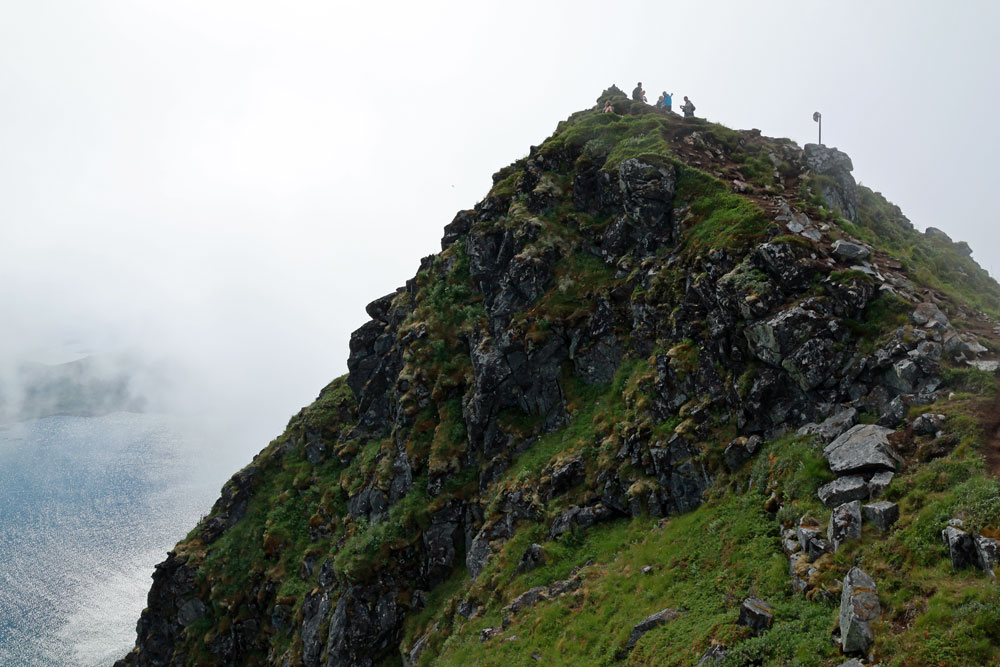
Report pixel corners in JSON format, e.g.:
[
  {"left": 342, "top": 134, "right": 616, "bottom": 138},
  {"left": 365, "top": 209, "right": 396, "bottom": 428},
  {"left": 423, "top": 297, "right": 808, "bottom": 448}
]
[{"left": 0, "top": 413, "right": 224, "bottom": 665}]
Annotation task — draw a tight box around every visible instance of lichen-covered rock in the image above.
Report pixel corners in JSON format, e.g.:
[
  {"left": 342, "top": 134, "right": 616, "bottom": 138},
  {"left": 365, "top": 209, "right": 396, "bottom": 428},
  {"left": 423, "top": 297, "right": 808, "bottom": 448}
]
[
  {"left": 976, "top": 536, "right": 999, "bottom": 574},
  {"left": 839, "top": 567, "right": 880, "bottom": 655},
  {"left": 723, "top": 434, "right": 763, "bottom": 471},
  {"left": 828, "top": 500, "right": 862, "bottom": 552},
  {"left": 823, "top": 424, "right": 901, "bottom": 475}
]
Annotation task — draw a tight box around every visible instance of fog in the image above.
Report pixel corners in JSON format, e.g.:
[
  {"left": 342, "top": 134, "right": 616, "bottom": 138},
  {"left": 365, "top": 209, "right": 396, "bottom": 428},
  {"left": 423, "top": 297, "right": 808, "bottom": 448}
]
[{"left": 2, "top": 0, "right": 998, "bottom": 467}]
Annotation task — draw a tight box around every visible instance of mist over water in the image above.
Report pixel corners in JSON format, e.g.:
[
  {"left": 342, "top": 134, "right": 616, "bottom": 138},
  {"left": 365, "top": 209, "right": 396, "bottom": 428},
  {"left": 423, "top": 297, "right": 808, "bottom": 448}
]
[{"left": 0, "top": 413, "right": 230, "bottom": 666}]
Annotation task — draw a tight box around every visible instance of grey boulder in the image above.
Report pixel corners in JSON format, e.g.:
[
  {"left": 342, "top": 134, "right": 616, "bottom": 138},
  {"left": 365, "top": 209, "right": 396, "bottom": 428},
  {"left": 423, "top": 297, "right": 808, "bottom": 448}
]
[
  {"left": 832, "top": 240, "right": 870, "bottom": 262},
  {"left": 823, "top": 424, "right": 901, "bottom": 475},
  {"left": 817, "top": 475, "right": 868, "bottom": 508},
  {"left": 797, "top": 407, "right": 858, "bottom": 444},
  {"left": 863, "top": 501, "right": 899, "bottom": 532}
]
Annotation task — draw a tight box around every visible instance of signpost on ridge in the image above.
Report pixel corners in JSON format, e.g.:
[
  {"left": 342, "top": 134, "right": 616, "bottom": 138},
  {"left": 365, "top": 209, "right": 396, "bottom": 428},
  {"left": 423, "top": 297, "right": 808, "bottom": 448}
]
[{"left": 813, "top": 111, "right": 822, "bottom": 146}]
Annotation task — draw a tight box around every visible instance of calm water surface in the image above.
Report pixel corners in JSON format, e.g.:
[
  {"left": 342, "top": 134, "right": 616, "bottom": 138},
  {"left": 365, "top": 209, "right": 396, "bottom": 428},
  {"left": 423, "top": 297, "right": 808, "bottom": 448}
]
[{"left": 0, "top": 413, "right": 225, "bottom": 666}]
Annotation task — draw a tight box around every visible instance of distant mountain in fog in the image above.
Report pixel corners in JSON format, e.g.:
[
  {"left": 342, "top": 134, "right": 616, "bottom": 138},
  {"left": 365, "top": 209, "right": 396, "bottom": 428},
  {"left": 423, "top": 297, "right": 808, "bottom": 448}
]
[{"left": 3, "top": 356, "right": 147, "bottom": 422}]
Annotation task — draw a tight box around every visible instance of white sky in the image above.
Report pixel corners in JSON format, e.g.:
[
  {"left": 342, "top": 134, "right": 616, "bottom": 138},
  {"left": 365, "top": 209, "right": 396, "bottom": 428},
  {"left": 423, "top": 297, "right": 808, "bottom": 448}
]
[{"left": 1, "top": 0, "right": 998, "bottom": 457}]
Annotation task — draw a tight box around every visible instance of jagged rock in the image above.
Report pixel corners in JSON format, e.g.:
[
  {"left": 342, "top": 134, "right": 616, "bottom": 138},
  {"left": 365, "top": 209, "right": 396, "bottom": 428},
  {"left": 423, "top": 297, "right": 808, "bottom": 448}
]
[
  {"left": 912, "top": 302, "right": 950, "bottom": 327},
  {"left": 301, "top": 591, "right": 331, "bottom": 667},
  {"left": 422, "top": 500, "right": 465, "bottom": 588},
  {"left": 942, "top": 524, "right": 978, "bottom": 569},
  {"left": 976, "top": 536, "right": 999, "bottom": 574},
  {"left": 876, "top": 395, "right": 906, "bottom": 428},
  {"left": 781, "top": 528, "right": 800, "bottom": 555},
  {"left": 547, "top": 457, "right": 584, "bottom": 497},
  {"left": 695, "top": 645, "right": 729, "bottom": 666},
  {"left": 503, "top": 586, "right": 547, "bottom": 616},
  {"left": 723, "top": 435, "right": 763, "bottom": 471},
  {"left": 327, "top": 585, "right": 399, "bottom": 667},
  {"left": 796, "top": 515, "right": 830, "bottom": 559},
  {"left": 737, "top": 597, "right": 774, "bottom": 634},
  {"left": 839, "top": 567, "right": 880, "bottom": 655},
  {"left": 797, "top": 407, "right": 858, "bottom": 444},
  {"left": 177, "top": 598, "right": 205, "bottom": 627},
  {"left": 823, "top": 424, "right": 901, "bottom": 475},
  {"left": 865, "top": 471, "right": 893, "bottom": 499},
  {"left": 910, "top": 340, "right": 942, "bottom": 363},
  {"left": 480, "top": 627, "right": 502, "bottom": 642},
  {"left": 911, "top": 413, "right": 945, "bottom": 436},
  {"left": 406, "top": 624, "right": 436, "bottom": 666},
  {"left": 548, "top": 504, "right": 615, "bottom": 539},
  {"left": 828, "top": 500, "right": 862, "bottom": 552},
  {"left": 803, "top": 144, "right": 858, "bottom": 222},
  {"left": 516, "top": 543, "right": 544, "bottom": 574},
  {"left": 884, "top": 359, "right": 919, "bottom": 394},
  {"left": 619, "top": 608, "right": 681, "bottom": 656},
  {"left": 863, "top": 501, "right": 899, "bottom": 532},
  {"left": 789, "top": 552, "right": 817, "bottom": 593},
  {"left": 818, "top": 475, "right": 868, "bottom": 508},
  {"left": 456, "top": 600, "right": 479, "bottom": 620},
  {"left": 466, "top": 532, "right": 493, "bottom": 580},
  {"left": 745, "top": 306, "right": 827, "bottom": 367},
  {"left": 832, "top": 240, "right": 870, "bottom": 262},
  {"left": 924, "top": 226, "right": 952, "bottom": 242}
]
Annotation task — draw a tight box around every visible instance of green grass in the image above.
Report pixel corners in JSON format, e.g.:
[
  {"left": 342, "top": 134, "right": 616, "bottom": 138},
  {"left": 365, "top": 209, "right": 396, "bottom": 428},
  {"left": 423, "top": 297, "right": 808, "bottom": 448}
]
[
  {"left": 426, "top": 493, "right": 837, "bottom": 666},
  {"left": 674, "top": 166, "right": 773, "bottom": 254}
]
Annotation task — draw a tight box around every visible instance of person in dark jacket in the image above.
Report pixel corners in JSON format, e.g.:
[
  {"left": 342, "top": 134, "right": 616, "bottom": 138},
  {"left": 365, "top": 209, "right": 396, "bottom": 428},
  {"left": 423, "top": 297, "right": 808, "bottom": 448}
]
[
  {"left": 632, "top": 82, "right": 646, "bottom": 103},
  {"left": 681, "top": 96, "right": 696, "bottom": 117}
]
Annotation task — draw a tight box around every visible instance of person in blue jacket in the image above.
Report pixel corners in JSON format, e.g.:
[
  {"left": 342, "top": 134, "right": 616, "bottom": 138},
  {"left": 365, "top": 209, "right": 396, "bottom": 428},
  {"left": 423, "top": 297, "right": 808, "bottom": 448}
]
[{"left": 661, "top": 91, "right": 673, "bottom": 112}]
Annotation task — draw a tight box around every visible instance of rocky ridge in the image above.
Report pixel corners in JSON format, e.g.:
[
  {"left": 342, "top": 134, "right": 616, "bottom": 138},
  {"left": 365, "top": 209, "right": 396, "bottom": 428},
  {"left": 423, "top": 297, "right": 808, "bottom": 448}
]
[{"left": 117, "top": 87, "right": 1000, "bottom": 666}]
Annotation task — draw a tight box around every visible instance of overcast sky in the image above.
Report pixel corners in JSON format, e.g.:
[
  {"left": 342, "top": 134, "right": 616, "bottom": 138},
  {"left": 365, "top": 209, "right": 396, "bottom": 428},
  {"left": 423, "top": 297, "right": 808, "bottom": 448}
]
[{"left": 1, "top": 0, "right": 998, "bottom": 458}]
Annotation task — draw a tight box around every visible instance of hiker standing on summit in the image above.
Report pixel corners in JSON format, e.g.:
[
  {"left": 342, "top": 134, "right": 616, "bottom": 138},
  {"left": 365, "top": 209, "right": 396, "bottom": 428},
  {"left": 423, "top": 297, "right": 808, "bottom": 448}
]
[
  {"left": 681, "top": 95, "right": 696, "bottom": 117},
  {"left": 632, "top": 82, "right": 646, "bottom": 103},
  {"left": 661, "top": 91, "right": 673, "bottom": 112}
]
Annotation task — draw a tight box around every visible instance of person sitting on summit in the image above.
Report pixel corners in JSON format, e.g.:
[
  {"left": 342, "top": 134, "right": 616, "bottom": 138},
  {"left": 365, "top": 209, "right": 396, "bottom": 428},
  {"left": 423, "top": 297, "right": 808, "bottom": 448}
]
[
  {"left": 681, "top": 95, "right": 696, "bottom": 117},
  {"left": 632, "top": 82, "right": 646, "bottom": 103},
  {"left": 603, "top": 99, "right": 615, "bottom": 113}
]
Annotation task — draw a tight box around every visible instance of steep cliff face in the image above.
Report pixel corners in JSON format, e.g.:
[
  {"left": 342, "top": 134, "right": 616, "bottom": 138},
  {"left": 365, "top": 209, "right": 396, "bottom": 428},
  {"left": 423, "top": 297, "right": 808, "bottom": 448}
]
[{"left": 118, "top": 88, "right": 1000, "bottom": 666}]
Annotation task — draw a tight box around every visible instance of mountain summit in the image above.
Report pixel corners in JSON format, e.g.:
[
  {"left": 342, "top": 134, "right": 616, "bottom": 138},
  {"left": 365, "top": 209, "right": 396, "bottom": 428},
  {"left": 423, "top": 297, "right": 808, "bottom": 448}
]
[{"left": 117, "top": 87, "right": 1000, "bottom": 666}]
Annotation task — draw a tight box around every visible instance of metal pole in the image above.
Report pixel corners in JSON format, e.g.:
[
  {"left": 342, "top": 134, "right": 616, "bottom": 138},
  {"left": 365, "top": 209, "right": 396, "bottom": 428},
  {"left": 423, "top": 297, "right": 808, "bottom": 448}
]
[{"left": 813, "top": 112, "right": 822, "bottom": 146}]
